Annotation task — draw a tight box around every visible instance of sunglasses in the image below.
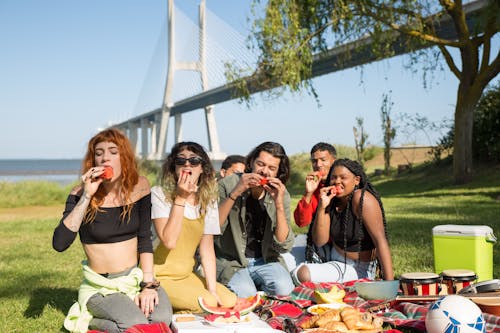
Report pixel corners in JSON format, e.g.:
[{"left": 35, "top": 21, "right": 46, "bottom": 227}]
[{"left": 174, "top": 156, "right": 203, "bottom": 166}]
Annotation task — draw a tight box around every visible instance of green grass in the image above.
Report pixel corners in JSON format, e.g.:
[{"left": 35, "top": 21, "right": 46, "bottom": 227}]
[{"left": 0, "top": 161, "right": 499, "bottom": 332}]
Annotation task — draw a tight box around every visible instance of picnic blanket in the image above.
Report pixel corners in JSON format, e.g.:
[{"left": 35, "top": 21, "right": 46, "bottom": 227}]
[
  {"left": 87, "top": 322, "right": 172, "bottom": 333},
  {"left": 256, "top": 280, "right": 500, "bottom": 333}
]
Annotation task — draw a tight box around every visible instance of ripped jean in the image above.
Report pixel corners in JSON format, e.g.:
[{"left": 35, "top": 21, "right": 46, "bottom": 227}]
[{"left": 291, "top": 246, "right": 377, "bottom": 284}]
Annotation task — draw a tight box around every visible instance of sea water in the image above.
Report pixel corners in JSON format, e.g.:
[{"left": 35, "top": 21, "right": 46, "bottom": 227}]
[{"left": 0, "top": 159, "right": 82, "bottom": 186}]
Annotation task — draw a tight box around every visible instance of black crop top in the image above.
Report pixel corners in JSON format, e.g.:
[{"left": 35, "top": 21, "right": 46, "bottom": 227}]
[
  {"left": 330, "top": 205, "right": 375, "bottom": 252},
  {"left": 52, "top": 193, "right": 153, "bottom": 254}
]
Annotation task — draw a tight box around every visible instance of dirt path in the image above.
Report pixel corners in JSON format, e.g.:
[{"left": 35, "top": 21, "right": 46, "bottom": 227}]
[
  {"left": 0, "top": 205, "right": 62, "bottom": 222},
  {"left": 365, "top": 146, "right": 435, "bottom": 170}
]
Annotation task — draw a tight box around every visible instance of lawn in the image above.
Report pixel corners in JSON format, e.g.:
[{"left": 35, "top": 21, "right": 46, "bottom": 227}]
[{"left": 0, "top": 161, "right": 499, "bottom": 332}]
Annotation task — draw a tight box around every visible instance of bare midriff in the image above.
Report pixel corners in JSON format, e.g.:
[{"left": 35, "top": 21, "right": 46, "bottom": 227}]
[
  {"left": 334, "top": 243, "right": 376, "bottom": 262},
  {"left": 84, "top": 237, "right": 138, "bottom": 274}
]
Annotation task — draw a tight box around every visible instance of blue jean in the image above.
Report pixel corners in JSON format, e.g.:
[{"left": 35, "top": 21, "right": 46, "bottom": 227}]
[{"left": 227, "top": 258, "right": 295, "bottom": 298}]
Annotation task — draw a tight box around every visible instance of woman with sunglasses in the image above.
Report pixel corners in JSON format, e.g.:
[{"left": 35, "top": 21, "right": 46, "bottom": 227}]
[{"left": 151, "top": 142, "right": 237, "bottom": 312}]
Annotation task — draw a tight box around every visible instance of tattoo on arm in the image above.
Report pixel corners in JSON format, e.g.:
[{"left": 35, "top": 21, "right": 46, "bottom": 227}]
[{"left": 65, "top": 195, "right": 90, "bottom": 232}]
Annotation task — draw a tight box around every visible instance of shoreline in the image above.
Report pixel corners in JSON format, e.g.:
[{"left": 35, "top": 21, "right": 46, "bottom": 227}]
[{"left": 0, "top": 170, "right": 79, "bottom": 176}]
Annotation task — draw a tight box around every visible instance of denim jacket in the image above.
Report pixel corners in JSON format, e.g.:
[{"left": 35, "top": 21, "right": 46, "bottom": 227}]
[{"left": 214, "top": 173, "right": 295, "bottom": 284}]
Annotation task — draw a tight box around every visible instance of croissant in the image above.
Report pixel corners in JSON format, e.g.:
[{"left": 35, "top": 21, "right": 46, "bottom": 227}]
[
  {"left": 321, "top": 320, "right": 349, "bottom": 332},
  {"left": 299, "top": 315, "right": 319, "bottom": 329},
  {"left": 315, "top": 309, "right": 342, "bottom": 327},
  {"left": 340, "top": 307, "right": 361, "bottom": 330}
]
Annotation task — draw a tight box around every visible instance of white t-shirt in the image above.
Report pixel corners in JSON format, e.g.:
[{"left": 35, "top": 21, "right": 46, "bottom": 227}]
[{"left": 151, "top": 185, "right": 221, "bottom": 235}]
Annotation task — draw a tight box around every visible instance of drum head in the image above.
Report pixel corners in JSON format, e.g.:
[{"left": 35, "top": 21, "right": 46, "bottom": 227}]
[
  {"left": 400, "top": 272, "right": 440, "bottom": 283},
  {"left": 441, "top": 269, "right": 477, "bottom": 281}
]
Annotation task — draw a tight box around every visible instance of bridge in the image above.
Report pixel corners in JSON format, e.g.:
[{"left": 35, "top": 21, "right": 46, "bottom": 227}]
[{"left": 109, "top": 0, "right": 489, "bottom": 161}]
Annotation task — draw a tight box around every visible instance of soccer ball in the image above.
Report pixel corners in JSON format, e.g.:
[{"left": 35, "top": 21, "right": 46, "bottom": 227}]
[{"left": 425, "top": 295, "right": 486, "bottom": 333}]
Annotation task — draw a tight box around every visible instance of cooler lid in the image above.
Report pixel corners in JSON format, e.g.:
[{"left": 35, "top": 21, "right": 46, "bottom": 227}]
[{"left": 432, "top": 224, "right": 496, "bottom": 240}]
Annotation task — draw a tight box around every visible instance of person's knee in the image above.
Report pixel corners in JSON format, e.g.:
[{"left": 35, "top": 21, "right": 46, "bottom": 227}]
[
  {"left": 297, "top": 264, "right": 311, "bottom": 283},
  {"left": 118, "top": 311, "right": 149, "bottom": 330},
  {"left": 150, "top": 288, "right": 172, "bottom": 324},
  {"left": 263, "top": 264, "right": 294, "bottom": 296}
]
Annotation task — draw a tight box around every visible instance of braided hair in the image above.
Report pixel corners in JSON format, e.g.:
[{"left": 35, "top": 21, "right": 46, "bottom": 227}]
[{"left": 326, "top": 159, "right": 388, "bottom": 277}]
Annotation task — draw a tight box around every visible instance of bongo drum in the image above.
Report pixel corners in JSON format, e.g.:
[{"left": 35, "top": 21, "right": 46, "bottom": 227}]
[
  {"left": 441, "top": 269, "right": 477, "bottom": 294},
  {"left": 400, "top": 272, "right": 441, "bottom": 296}
]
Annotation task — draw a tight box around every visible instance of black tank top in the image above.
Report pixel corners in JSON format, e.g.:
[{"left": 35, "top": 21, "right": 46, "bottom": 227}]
[{"left": 330, "top": 204, "right": 375, "bottom": 252}]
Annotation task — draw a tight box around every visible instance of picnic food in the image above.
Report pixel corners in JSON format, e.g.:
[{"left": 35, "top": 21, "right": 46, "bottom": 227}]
[
  {"left": 335, "top": 185, "right": 342, "bottom": 195},
  {"left": 314, "top": 309, "right": 341, "bottom": 326},
  {"left": 314, "top": 285, "right": 345, "bottom": 304},
  {"left": 175, "top": 316, "right": 196, "bottom": 322},
  {"left": 300, "top": 306, "right": 383, "bottom": 331},
  {"left": 259, "top": 177, "right": 269, "bottom": 185},
  {"left": 181, "top": 170, "right": 192, "bottom": 175},
  {"left": 313, "top": 170, "right": 326, "bottom": 181},
  {"left": 101, "top": 166, "right": 113, "bottom": 180},
  {"left": 204, "top": 312, "right": 251, "bottom": 324},
  {"left": 322, "top": 321, "right": 349, "bottom": 332},
  {"left": 198, "top": 293, "right": 260, "bottom": 316}
]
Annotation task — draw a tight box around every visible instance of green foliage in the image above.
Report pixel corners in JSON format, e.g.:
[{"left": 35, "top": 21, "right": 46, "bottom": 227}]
[
  {"left": 236, "top": 0, "right": 499, "bottom": 184},
  {"left": 380, "top": 92, "right": 396, "bottom": 175},
  {"left": 473, "top": 82, "right": 500, "bottom": 162},
  {"left": 138, "top": 158, "right": 162, "bottom": 186},
  {"left": 353, "top": 117, "right": 368, "bottom": 167}
]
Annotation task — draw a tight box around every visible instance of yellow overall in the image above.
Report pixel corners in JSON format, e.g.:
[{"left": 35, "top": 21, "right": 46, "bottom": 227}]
[{"left": 154, "top": 215, "right": 236, "bottom": 312}]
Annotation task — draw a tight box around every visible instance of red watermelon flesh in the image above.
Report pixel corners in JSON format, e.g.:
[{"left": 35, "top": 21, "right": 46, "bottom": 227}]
[
  {"left": 101, "top": 166, "right": 113, "bottom": 180},
  {"left": 198, "top": 294, "right": 260, "bottom": 316},
  {"left": 335, "top": 185, "right": 342, "bottom": 195}
]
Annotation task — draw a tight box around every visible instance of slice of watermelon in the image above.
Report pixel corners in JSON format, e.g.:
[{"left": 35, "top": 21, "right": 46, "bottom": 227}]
[
  {"left": 259, "top": 177, "right": 269, "bottom": 185},
  {"left": 198, "top": 293, "right": 260, "bottom": 316},
  {"left": 100, "top": 166, "right": 113, "bottom": 180},
  {"left": 335, "top": 185, "right": 342, "bottom": 195}
]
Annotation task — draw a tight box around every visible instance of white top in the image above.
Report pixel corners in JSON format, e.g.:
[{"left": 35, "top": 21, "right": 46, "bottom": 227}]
[{"left": 151, "top": 185, "right": 221, "bottom": 235}]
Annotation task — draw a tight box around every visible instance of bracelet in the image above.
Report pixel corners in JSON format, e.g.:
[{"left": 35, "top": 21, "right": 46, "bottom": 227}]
[
  {"left": 140, "top": 280, "right": 160, "bottom": 291},
  {"left": 228, "top": 193, "right": 237, "bottom": 201},
  {"left": 173, "top": 203, "right": 185, "bottom": 207}
]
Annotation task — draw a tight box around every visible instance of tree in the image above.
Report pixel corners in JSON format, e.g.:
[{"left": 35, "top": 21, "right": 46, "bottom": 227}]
[
  {"left": 381, "top": 92, "right": 396, "bottom": 175},
  {"left": 353, "top": 117, "right": 368, "bottom": 167},
  {"left": 234, "top": 0, "right": 499, "bottom": 184}
]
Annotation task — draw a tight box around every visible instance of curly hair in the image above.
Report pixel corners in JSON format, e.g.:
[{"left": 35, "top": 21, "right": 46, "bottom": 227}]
[
  {"left": 245, "top": 141, "right": 290, "bottom": 184},
  {"left": 327, "top": 158, "right": 388, "bottom": 261},
  {"left": 81, "top": 128, "right": 139, "bottom": 223},
  {"left": 159, "top": 142, "right": 217, "bottom": 212}
]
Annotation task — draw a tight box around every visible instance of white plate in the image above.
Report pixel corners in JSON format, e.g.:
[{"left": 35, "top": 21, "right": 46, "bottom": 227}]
[
  {"left": 204, "top": 315, "right": 254, "bottom": 328},
  {"left": 307, "top": 303, "right": 351, "bottom": 315}
]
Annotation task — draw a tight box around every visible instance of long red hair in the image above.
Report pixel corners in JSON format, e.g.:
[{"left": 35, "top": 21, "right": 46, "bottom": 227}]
[{"left": 81, "top": 128, "right": 138, "bottom": 223}]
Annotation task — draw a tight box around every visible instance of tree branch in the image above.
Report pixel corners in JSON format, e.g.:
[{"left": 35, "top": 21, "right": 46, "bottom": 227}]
[{"left": 438, "top": 44, "right": 461, "bottom": 78}]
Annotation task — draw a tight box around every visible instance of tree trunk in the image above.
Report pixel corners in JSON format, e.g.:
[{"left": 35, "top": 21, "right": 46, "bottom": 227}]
[{"left": 453, "top": 83, "right": 482, "bottom": 184}]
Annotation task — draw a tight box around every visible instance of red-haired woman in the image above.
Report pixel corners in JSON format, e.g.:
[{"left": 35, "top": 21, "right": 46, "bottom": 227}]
[{"left": 53, "top": 128, "right": 172, "bottom": 333}]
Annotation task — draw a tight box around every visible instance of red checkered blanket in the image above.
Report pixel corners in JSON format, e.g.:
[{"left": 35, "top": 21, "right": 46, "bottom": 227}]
[{"left": 257, "top": 280, "right": 500, "bottom": 333}]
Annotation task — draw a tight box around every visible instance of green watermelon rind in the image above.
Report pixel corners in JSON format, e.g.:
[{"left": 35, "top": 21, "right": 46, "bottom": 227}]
[{"left": 197, "top": 294, "right": 260, "bottom": 315}]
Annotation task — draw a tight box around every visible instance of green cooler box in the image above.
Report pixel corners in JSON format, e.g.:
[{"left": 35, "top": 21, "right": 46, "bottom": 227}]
[{"left": 432, "top": 224, "right": 496, "bottom": 281}]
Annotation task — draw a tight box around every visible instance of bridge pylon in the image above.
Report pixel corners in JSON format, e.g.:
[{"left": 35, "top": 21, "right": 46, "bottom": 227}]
[{"left": 119, "top": 0, "right": 225, "bottom": 162}]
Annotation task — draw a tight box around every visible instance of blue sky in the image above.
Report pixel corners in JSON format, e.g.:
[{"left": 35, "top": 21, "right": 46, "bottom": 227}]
[{"left": 1, "top": 0, "right": 497, "bottom": 159}]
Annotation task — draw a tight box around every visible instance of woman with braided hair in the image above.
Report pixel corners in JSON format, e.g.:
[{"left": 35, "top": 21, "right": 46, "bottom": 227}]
[{"left": 292, "top": 158, "right": 394, "bottom": 284}]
